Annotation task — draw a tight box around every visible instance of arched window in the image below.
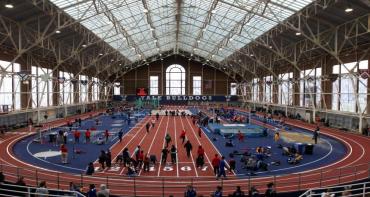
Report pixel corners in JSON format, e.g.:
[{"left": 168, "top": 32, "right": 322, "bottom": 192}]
[{"left": 166, "top": 64, "right": 185, "bottom": 95}]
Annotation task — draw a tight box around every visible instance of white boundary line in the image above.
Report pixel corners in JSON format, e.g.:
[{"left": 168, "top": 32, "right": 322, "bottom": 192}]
[
  {"left": 179, "top": 116, "right": 198, "bottom": 177},
  {"left": 156, "top": 116, "right": 170, "bottom": 177},
  {"left": 136, "top": 116, "right": 166, "bottom": 176}
]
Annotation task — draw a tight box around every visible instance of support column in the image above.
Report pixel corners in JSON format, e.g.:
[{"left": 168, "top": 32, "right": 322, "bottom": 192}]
[
  {"left": 52, "top": 69, "right": 59, "bottom": 106},
  {"left": 322, "top": 57, "right": 333, "bottom": 110},
  {"left": 20, "top": 59, "right": 31, "bottom": 109},
  {"left": 73, "top": 74, "right": 79, "bottom": 104},
  {"left": 259, "top": 77, "right": 264, "bottom": 102},
  {"left": 88, "top": 77, "right": 92, "bottom": 102},
  {"left": 272, "top": 75, "right": 278, "bottom": 104},
  {"left": 293, "top": 69, "right": 300, "bottom": 106}
]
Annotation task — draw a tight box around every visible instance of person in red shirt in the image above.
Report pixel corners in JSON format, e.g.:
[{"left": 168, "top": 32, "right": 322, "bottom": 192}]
[
  {"left": 137, "top": 150, "right": 144, "bottom": 168},
  {"left": 180, "top": 130, "right": 186, "bottom": 144},
  {"left": 237, "top": 130, "right": 244, "bottom": 142},
  {"left": 104, "top": 130, "right": 109, "bottom": 143},
  {"left": 85, "top": 129, "right": 91, "bottom": 144},
  {"left": 74, "top": 130, "right": 80, "bottom": 143},
  {"left": 211, "top": 154, "right": 220, "bottom": 176},
  {"left": 197, "top": 145, "right": 205, "bottom": 158},
  {"left": 60, "top": 144, "right": 68, "bottom": 164},
  {"left": 198, "top": 127, "right": 202, "bottom": 138}
]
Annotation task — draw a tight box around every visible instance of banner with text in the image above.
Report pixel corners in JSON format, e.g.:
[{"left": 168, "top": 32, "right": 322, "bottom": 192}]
[{"left": 113, "top": 95, "right": 238, "bottom": 102}]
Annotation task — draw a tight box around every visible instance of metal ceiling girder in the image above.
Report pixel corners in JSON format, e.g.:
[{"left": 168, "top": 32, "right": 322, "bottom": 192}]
[
  {"left": 30, "top": 0, "right": 125, "bottom": 59},
  {"left": 205, "top": 1, "right": 261, "bottom": 61},
  {"left": 175, "top": 0, "right": 182, "bottom": 52},
  {"left": 142, "top": 0, "right": 161, "bottom": 51},
  {"left": 190, "top": 0, "right": 219, "bottom": 51},
  {"left": 93, "top": 0, "right": 145, "bottom": 59}
]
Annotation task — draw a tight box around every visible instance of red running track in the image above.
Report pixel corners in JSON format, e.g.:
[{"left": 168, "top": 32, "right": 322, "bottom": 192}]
[{"left": 0, "top": 108, "right": 369, "bottom": 196}]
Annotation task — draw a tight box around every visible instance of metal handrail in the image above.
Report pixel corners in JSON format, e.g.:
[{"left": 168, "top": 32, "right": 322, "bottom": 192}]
[
  {"left": 0, "top": 182, "right": 85, "bottom": 197},
  {"left": 0, "top": 161, "right": 369, "bottom": 196},
  {"left": 299, "top": 181, "right": 370, "bottom": 197}
]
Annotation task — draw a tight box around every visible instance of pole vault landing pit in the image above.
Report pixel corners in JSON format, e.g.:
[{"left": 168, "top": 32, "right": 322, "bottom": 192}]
[{"left": 208, "top": 123, "right": 266, "bottom": 138}]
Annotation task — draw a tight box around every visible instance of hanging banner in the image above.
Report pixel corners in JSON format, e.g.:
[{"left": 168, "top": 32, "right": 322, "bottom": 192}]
[{"left": 120, "top": 95, "right": 239, "bottom": 102}]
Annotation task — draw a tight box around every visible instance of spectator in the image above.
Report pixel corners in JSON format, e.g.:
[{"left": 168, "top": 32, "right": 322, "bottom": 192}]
[
  {"left": 265, "top": 182, "right": 277, "bottom": 197},
  {"left": 85, "top": 129, "right": 91, "bottom": 144},
  {"left": 217, "top": 156, "right": 228, "bottom": 180},
  {"left": 104, "top": 130, "right": 109, "bottom": 143},
  {"left": 211, "top": 186, "right": 222, "bottom": 197},
  {"left": 35, "top": 181, "right": 49, "bottom": 197},
  {"left": 87, "top": 184, "right": 97, "bottom": 197},
  {"left": 98, "top": 150, "right": 107, "bottom": 170},
  {"left": 342, "top": 185, "right": 352, "bottom": 196},
  {"left": 184, "top": 185, "right": 196, "bottom": 197},
  {"left": 96, "top": 184, "right": 109, "bottom": 197},
  {"left": 321, "top": 188, "right": 334, "bottom": 197},
  {"left": 15, "top": 176, "right": 26, "bottom": 186},
  {"left": 0, "top": 172, "right": 4, "bottom": 183},
  {"left": 106, "top": 150, "right": 112, "bottom": 168},
  {"left": 211, "top": 154, "right": 220, "bottom": 176},
  {"left": 86, "top": 162, "right": 95, "bottom": 175},
  {"left": 249, "top": 186, "right": 260, "bottom": 197},
  {"left": 69, "top": 182, "right": 78, "bottom": 191},
  {"left": 184, "top": 140, "right": 193, "bottom": 158},
  {"left": 118, "top": 129, "right": 123, "bottom": 143},
  {"left": 232, "top": 186, "right": 245, "bottom": 197},
  {"left": 60, "top": 144, "right": 68, "bottom": 164}
]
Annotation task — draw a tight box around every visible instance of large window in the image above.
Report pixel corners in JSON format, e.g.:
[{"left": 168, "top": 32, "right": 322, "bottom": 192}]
[
  {"left": 332, "top": 60, "right": 368, "bottom": 113},
  {"left": 92, "top": 77, "right": 99, "bottom": 101},
  {"left": 150, "top": 76, "right": 159, "bottom": 95},
  {"left": 166, "top": 64, "right": 185, "bottom": 95},
  {"left": 59, "top": 71, "right": 74, "bottom": 105},
  {"left": 230, "top": 83, "right": 237, "bottom": 95},
  {"left": 114, "top": 82, "right": 120, "bottom": 95},
  {"left": 0, "top": 60, "right": 21, "bottom": 111},
  {"left": 300, "top": 68, "right": 321, "bottom": 107},
  {"left": 252, "top": 78, "right": 259, "bottom": 102},
  {"left": 193, "top": 76, "right": 202, "bottom": 95},
  {"left": 278, "top": 72, "right": 293, "bottom": 105},
  {"left": 32, "top": 66, "right": 53, "bottom": 107},
  {"left": 263, "top": 75, "right": 273, "bottom": 103},
  {"left": 79, "top": 75, "right": 88, "bottom": 103}
]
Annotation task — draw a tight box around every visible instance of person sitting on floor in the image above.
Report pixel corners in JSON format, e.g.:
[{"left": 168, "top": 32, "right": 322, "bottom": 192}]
[
  {"left": 225, "top": 139, "right": 234, "bottom": 147},
  {"left": 288, "top": 153, "right": 303, "bottom": 165}
]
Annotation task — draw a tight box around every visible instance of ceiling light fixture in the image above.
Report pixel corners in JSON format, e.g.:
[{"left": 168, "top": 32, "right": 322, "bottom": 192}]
[
  {"left": 345, "top": 6, "right": 353, "bottom": 13},
  {"left": 202, "top": 28, "right": 206, "bottom": 32},
  {"left": 159, "top": 53, "right": 162, "bottom": 56},
  {"left": 161, "top": 58, "right": 163, "bottom": 60},
  {"left": 119, "top": 64, "right": 122, "bottom": 66},
  {"left": 154, "top": 40, "right": 157, "bottom": 43},
  {"left": 269, "top": 45, "right": 272, "bottom": 49},
  {"left": 250, "top": 54, "right": 254, "bottom": 57},
  {"left": 211, "top": 9, "right": 216, "bottom": 14},
  {"left": 82, "top": 44, "right": 87, "bottom": 48},
  {"left": 143, "top": 9, "right": 148, "bottom": 13},
  {"left": 190, "top": 54, "right": 193, "bottom": 56},
  {"left": 4, "top": 3, "right": 14, "bottom": 9},
  {"left": 230, "top": 38, "right": 233, "bottom": 41},
  {"left": 111, "top": 59, "right": 114, "bottom": 62},
  {"left": 193, "top": 48, "right": 197, "bottom": 51},
  {"left": 219, "top": 48, "right": 223, "bottom": 51},
  {"left": 55, "top": 30, "right": 61, "bottom": 34},
  {"left": 295, "top": 32, "right": 301, "bottom": 36},
  {"left": 150, "top": 28, "right": 154, "bottom": 31},
  {"left": 131, "top": 47, "right": 135, "bottom": 50},
  {"left": 197, "top": 40, "right": 200, "bottom": 43},
  {"left": 99, "top": 53, "right": 103, "bottom": 56}
]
